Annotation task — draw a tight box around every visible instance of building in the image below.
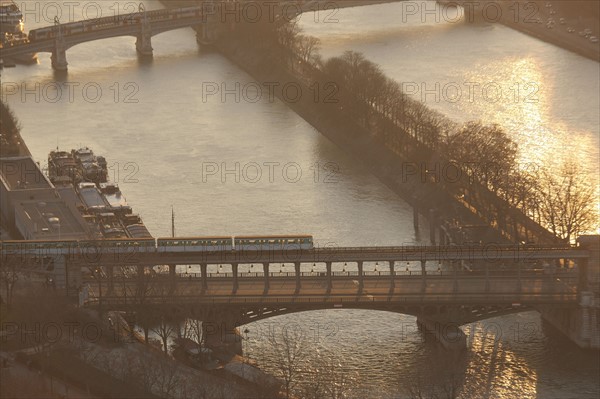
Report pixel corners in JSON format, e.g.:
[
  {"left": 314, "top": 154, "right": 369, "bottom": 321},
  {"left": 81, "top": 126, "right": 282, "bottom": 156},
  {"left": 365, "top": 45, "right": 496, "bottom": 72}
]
[{"left": 0, "top": 156, "right": 90, "bottom": 239}]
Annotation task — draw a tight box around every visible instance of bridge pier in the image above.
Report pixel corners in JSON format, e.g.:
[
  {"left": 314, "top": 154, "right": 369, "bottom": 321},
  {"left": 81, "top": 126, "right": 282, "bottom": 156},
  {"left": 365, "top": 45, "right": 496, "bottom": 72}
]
[
  {"left": 294, "top": 262, "right": 301, "bottom": 293},
  {"left": 197, "top": 23, "right": 217, "bottom": 46},
  {"left": 462, "top": 3, "right": 487, "bottom": 24},
  {"left": 413, "top": 201, "right": 419, "bottom": 232},
  {"left": 200, "top": 264, "right": 208, "bottom": 292},
  {"left": 169, "top": 264, "right": 176, "bottom": 293},
  {"left": 389, "top": 261, "right": 396, "bottom": 290},
  {"left": 202, "top": 309, "right": 244, "bottom": 355},
  {"left": 539, "top": 236, "right": 600, "bottom": 349},
  {"left": 53, "top": 256, "right": 71, "bottom": 294},
  {"left": 416, "top": 316, "right": 467, "bottom": 351},
  {"left": 232, "top": 263, "right": 238, "bottom": 293},
  {"left": 429, "top": 208, "right": 438, "bottom": 244},
  {"left": 263, "top": 263, "right": 269, "bottom": 293},
  {"left": 358, "top": 261, "right": 364, "bottom": 294},
  {"left": 51, "top": 38, "right": 68, "bottom": 71},
  {"left": 136, "top": 15, "right": 153, "bottom": 56},
  {"left": 421, "top": 260, "right": 427, "bottom": 292},
  {"left": 136, "top": 34, "right": 153, "bottom": 56},
  {"left": 326, "top": 262, "right": 332, "bottom": 293}
]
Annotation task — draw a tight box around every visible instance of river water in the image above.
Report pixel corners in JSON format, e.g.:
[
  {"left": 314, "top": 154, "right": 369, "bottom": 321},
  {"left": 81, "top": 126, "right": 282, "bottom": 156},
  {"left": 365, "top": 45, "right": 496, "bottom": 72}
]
[{"left": 2, "top": 1, "right": 599, "bottom": 398}]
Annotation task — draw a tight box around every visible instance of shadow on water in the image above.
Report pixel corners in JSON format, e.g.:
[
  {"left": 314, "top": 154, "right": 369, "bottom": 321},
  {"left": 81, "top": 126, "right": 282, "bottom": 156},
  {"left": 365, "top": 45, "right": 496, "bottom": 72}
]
[
  {"left": 522, "top": 320, "right": 600, "bottom": 399},
  {"left": 394, "top": 339, "right": 469, "bottom": 399},
  {"left": 136, "top": 54, "right": 154, "bottom": 68},
  {"left": 52, "top": 68, "right": 68, "bottom": 81}
]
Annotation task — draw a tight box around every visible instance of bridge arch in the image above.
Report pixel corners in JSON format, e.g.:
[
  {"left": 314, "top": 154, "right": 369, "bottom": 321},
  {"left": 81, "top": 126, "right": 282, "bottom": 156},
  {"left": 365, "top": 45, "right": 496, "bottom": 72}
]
[{"left": 236, "top": 302, "right": 540, "bottom": 326}]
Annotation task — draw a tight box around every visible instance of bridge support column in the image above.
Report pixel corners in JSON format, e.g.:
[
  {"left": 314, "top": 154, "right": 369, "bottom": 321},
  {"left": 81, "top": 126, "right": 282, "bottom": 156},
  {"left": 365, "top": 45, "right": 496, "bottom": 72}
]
[
  {"left": 263, "top": 264, "right": 270, "bottom": 293},
  {"left": 326, "top": 262, "right": 332, "bottom": 293},
  {"left": 134, "top": 265, "right": 145, "bottom": 300},
  {"left": 197, "top": 23, "right": 217, "bottom": 46},
  {"left": 416, "top": 316, "right": 467, "bottom": 351},
  {"left": 358, "top": 261, "right": 364, "bottom": 294},
  {"left": 169, "top": 264, "right": 176, "bottom": 293},
  {"left": 202, "top": 309, "right": 244, "bottom": 355},
  {"left": 232, "top": 263, "right": 238, "bottom": 294},
  {"left": 429, "top": 209, "right": 437, "bottom": 245},
  {"left": 516, "top": 260, "right": 522, "bottom": 293},
  {"left": 51, "top": 37, "right": 68, "bottom": 71},
  {"left": 413, "top": 203, "right": 419, "bottom": 232},
  {"left": 462, "top": 3, "right": 486, "bottom": 24},
  {"left": 389, "top": 261, "right": 395, "bottom": 290},
  {"left": 539, "top": 236, "right": 600, "bottom": 349},
  {"left": 294, "top": 262, "right": 301, "bottom": 293},
  {"left": 421, "top": 260, "right": 427, "bottom": 292},
  {"left": 136, "top": 15, "right": 153, "bottom": 56},
  {"left": 62, "top": 257, "right": 81, "bottom": 297},
  {"left": 200, "top": 264, "right": 208, "bottom": 292}
]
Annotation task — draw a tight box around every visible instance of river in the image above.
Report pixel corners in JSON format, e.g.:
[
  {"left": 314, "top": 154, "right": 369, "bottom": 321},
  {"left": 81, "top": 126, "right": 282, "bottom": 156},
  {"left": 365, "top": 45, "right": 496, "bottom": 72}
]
[{"left": 2, "top": 1, "right": 598, "bottom": 398}]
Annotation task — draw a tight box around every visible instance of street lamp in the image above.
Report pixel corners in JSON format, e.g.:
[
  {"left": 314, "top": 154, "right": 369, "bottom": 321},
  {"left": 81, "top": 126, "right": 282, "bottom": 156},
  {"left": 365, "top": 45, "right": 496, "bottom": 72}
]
[{"left": 94, "top": 268, "right": 102, "bottom": 307}]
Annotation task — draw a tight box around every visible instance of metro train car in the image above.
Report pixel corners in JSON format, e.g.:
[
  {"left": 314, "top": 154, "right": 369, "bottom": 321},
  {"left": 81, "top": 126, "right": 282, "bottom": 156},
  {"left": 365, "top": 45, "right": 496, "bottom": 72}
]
[
  {"left": 233, "top": 235, "right": 314, "bottom": 251},
  {"left": 78, "top": 237, "right": 156, "bottom": 257},
  {"left": 156, "top": 237, "right": 234, "bottom": 253},
  {"left": 0, "top": 233, "right": 313, "bottom": 258}
]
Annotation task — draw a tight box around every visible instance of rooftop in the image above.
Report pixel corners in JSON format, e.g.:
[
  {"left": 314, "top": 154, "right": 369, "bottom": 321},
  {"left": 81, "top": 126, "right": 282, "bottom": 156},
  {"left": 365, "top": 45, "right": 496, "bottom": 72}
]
[
  {"left": 0, "top": 156, "right": 52, "bottom": 191},
  {"left": 14, "top": 198, "right": 88, "bottom": 239}
]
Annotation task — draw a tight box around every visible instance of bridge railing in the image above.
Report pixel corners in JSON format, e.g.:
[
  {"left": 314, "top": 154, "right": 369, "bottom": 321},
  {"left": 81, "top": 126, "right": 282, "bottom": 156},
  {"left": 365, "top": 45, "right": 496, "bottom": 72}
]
[
  {"left": 84, "top": 292, "right": 579, "bottom": 307},
  {"left": 89, "top": 268, "right": 579, "bottom": 283}
]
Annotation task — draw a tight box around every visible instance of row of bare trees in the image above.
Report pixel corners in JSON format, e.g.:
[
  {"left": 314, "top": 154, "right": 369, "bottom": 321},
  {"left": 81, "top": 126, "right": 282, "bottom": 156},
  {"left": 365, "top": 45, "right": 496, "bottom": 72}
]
[{"left": 224, "top": 15, "right": 598, "bottom": 242}]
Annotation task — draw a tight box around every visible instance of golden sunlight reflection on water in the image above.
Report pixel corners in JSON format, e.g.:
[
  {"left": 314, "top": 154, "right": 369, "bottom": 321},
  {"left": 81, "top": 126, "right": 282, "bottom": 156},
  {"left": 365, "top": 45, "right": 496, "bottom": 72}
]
[{"left": 463, "top": 324, "right": 537, "bottom": 399}]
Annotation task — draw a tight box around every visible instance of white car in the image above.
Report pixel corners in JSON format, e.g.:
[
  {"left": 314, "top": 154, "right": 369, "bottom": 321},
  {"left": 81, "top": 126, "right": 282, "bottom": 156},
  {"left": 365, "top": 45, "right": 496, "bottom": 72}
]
[{"left": 590, "top": 36, "right": 598, "bottom": 43}]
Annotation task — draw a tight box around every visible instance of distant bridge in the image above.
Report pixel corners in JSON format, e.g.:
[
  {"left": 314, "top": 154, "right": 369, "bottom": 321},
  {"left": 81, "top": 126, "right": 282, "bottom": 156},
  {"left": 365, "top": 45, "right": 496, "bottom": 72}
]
[
  {"left": 0, "top": 6, "right": 209, "bottom": 70},
  {"left": 0, "top": 0, "right": 400, "bottom": 70}
]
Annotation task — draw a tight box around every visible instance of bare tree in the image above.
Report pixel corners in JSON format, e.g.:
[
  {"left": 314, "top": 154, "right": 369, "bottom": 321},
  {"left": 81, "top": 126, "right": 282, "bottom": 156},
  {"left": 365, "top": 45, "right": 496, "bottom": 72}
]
[
  {"left": 444, "top": 121, "right": 518, "bottom": 193},
  {"left": 152, "top": 312, "right": 176, "bottom": 354},
  {"left": 537, "top": 161, "right": 599, "bottom": 242},
  {"left": 267, "top": 324, "right": 308, "bottom": 398},
  {"left": 296, "top": 35, "right": 321, "bottom": 65}
]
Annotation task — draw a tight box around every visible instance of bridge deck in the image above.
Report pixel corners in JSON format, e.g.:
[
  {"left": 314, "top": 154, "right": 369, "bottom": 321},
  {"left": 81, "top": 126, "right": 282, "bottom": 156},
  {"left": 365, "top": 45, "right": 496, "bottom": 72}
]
[{"left": 85, "top": 272, "right": 578, "bottom": 307}]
